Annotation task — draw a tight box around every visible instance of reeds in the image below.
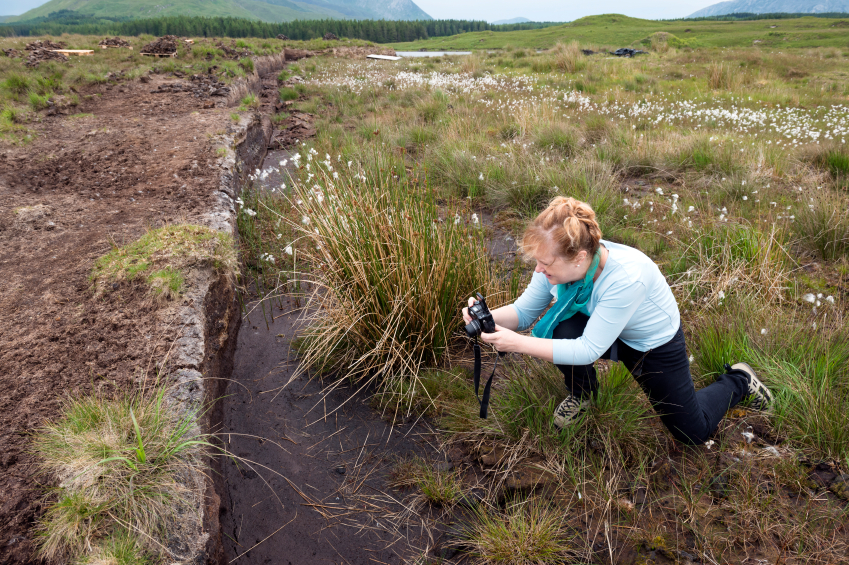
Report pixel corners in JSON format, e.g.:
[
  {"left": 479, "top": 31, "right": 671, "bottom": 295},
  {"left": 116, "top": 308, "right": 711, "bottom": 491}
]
[{"left": 288, "top": 150, "right": 513, "bottom": 414}]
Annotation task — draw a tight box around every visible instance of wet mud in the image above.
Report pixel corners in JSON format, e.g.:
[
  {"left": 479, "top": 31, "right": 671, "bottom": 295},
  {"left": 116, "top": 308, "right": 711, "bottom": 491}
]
[{"left": 220, "top": 303, "right": 433, "bottom": 563}]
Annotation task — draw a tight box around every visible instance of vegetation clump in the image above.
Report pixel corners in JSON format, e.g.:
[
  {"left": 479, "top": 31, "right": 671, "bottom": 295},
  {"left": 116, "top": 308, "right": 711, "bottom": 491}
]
[
  {"left": 33, "top": 387, "right": 212, "bottom": 564},
  {"left": 91, "top": 224, "right": 235, "bottom": 300}
]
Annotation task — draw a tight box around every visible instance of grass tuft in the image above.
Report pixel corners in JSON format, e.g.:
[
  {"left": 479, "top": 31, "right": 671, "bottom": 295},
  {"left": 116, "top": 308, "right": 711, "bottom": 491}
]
[
  {"left": 33, "top": 387, "right": 213, "bottom": 562},
  {"left": 289, "top": 151, "right": 514, "bottom": 412},
  {"left": 458, "top": 499, "right": 578, "bottom": 565}
]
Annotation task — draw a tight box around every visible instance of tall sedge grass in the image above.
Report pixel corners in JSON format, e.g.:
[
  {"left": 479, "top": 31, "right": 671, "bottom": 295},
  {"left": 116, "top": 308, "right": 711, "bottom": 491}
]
[
  {"left": 692, "top": 308, "right": 849, "bottom": 460},
  {"left": 33, "top": 387, "right": 212, "bottom": 562},
  {"left": 488, "top": 357, "right": 660, "bottom": 466},
  {"left": 708, "top": 62, "right": 743, "bottom": 90},
  {"left": 668, "top": 223, "right": 791, "bottom": 304},
  {"left": 288, "top": 152, "right": 514, "bottom": 414},
  {"left": 550, "top": 41, "right": 586, "bottom": 74},
  {"left": 793, "top": 187, "right": 849, "bottom": 260}
]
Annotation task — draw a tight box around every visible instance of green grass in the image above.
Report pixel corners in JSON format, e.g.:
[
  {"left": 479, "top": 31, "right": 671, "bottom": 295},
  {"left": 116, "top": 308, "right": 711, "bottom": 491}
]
[
  {"left": 91, "top": 224, "right": 235, "bottom": 298},
  {"left": 692, "top": 309, "right": 849, "bottom": 460},
  {"left": 33, "top": 386, "right": 213, "bottom": 563},
  {"left": 457, "top": 499, "right": 579, "bottom": 565},
  {"left": 389, "top": 14, "right": 849, "bottom": 51},
  {"left": 279, "top": 86, "right": 298, "bottom": 101},
  {"left": 215, "top": 40, "right": 849, "bottom": 564},
  {"left": 390, "top": 457, "right": 463, "bottom": 507}
]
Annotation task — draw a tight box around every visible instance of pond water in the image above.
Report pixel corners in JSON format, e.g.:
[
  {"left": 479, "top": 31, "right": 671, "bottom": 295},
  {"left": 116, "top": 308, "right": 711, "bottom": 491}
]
[{"left": 396, "top": 51, "right": 472, "bottom": 57}]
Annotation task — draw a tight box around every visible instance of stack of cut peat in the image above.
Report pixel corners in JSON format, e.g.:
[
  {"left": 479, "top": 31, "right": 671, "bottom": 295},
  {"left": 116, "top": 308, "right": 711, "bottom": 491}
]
[
  {"left": 99, "top": 37, "right": 131, "bottom": 48},
  {"left": 24, "top": 39, "right": 69, "bottom": 66},
  {"left": 25, "top": 39, "right": 66, "bottom": 50},
  {"left": 140, "top": 37, "right": 177, "bottom": 57}
]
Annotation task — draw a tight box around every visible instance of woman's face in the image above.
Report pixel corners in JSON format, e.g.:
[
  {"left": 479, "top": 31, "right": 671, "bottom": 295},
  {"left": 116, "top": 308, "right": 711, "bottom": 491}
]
[{"left": 533, "top": 247, "right": 588, "bottom": 285}]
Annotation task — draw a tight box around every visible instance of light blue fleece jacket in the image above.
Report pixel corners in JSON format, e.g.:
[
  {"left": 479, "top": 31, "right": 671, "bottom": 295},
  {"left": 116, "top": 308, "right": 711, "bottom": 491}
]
[{"left": 509, "top": 240, "right": 680, "bottom": 366}]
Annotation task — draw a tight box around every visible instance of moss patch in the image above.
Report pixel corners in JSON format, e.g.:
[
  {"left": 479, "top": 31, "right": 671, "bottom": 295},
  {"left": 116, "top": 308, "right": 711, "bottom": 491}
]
[{"left": 91, "top": 224, "right": 235, "bottom": 298}]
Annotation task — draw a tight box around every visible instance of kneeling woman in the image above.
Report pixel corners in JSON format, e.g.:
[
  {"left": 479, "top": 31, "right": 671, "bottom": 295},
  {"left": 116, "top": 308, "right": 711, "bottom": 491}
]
[{"left": 462, "top": 196, "right": 773, "bottom": 445}]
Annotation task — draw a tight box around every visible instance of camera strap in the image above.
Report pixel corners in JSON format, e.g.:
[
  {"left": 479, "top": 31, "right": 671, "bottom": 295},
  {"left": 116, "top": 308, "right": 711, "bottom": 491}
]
[{"left": 473, "top": 336, "right": 499, "bottom": 419}]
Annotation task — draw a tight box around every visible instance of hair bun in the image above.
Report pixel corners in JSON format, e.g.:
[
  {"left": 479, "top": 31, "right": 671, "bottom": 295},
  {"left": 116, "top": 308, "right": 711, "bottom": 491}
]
[{"left": 521, "top": 197, "right": 602, "bottom": 260}]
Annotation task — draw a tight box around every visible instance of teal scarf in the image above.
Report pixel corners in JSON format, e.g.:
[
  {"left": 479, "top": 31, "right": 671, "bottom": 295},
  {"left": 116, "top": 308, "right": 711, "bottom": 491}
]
[{"left": 531, "top": 249, "right": 601, "bottom": 339}]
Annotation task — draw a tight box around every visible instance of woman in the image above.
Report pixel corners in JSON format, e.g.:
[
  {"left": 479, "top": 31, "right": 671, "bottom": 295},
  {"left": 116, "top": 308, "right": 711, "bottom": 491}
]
[{"left": 462, "top": 196, "right": 773, "bottom": 445}]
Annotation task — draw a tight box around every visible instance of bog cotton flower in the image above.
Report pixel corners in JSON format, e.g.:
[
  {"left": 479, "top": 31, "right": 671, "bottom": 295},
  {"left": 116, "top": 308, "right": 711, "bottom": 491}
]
[{"left": 802, "top": 293, "right": 816, "bottom": 303}]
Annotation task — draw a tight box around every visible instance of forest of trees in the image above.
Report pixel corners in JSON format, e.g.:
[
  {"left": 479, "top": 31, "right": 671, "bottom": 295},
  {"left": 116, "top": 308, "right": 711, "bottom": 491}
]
[{"left": 0, "top": 11, "right": 562, "bottom": 40}]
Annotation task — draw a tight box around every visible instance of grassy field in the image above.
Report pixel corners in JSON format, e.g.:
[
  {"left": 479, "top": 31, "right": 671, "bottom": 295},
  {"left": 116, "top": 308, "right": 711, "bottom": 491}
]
[
  {"left": 0, "top": 34, "right": 366, "bottom": 144},
  {"left": 239, "top": 40, "right": 849, "bottom": 563},
  {"left": 6, "top": 28, "right": 849, "bottom": 563},
  {"left": 388, "top": 13, "right": 849, "bottom": 50}
]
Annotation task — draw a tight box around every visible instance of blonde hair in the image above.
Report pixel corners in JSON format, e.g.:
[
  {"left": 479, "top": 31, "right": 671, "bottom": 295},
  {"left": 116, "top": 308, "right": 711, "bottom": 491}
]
[{"left": 522, "top": 197, "right": 602, "bottom": 261}]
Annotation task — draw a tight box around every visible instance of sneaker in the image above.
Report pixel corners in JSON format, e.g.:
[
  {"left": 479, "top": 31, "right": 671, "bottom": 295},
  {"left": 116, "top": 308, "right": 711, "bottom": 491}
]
[
  {"left": 727, "top": 362, "right": 774, "bottom": 411},
  {"left": 553, "top": 395, "right": 590, "bottom": 430}
]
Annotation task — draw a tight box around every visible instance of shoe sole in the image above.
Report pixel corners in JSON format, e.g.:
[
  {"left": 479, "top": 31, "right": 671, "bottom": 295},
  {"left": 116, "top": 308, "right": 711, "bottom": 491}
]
[
  {"left": 732, "top": 362, "right": 774, "bottom": 411},
  {"left": 552, "top": 400, "right": 588, "bottom": 430}
]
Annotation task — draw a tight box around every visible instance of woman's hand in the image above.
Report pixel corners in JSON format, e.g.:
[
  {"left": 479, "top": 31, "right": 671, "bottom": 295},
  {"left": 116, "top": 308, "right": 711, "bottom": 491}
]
[
  {"left": 479, "top": 324, "right": 524, "bottom": 354},
  {"left": 461, "top": 296, "right": 476, "bottom": 325}
]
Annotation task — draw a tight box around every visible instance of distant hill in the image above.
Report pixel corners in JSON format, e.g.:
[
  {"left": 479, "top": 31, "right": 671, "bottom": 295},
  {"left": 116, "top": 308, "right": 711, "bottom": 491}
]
[
  {"left": 0, "top": 16, "right": 13, "bottom": 22},
  {"left": 491, "top": 17, "right": 530, "bottom": 24},
  {"left": 688, "top": 0, "right": 849, "bottom": 17},
  {"left": 8, "top": 0, "right": 432, "bottom": 22},
  {"left": 389, "top": 12, "right": 849, "bottom": 50}
]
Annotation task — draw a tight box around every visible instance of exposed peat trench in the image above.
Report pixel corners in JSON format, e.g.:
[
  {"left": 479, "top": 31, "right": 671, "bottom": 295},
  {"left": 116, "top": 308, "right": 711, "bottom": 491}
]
[
  {"left": 221, "top": 94, "right": 433, "bottom": 562},
  {"left": 220, "top": 304, "right": 432, "bottom": 563}
]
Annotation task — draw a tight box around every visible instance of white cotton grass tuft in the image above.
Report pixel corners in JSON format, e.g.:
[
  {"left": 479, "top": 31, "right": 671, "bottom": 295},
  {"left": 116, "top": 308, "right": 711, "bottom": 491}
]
[
  {"left": 761, "top": 328, "right": 768, "bottom": 335},
  {"left": 284, "top": 245, "right": 293, "bottom": 256},
  {"left": 802, "top": 293, "right": 816, "bottom": 303}
]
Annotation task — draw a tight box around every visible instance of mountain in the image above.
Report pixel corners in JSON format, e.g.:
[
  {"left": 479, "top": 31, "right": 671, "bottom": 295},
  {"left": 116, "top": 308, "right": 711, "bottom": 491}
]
[
  {"left": 688, "top": 0, "right": 849, "bottom": 17},
  {"left": 491, "top": 17, "right": 530, "bottom": 24},
  {"left": 8, "top": 0, "right": 431, "bottom": 22}
]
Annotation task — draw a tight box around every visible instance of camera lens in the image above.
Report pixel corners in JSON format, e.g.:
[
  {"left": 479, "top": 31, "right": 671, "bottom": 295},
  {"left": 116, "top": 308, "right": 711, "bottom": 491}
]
[{"left": 464, "top": 319, "right": 481, "bottom": 338}]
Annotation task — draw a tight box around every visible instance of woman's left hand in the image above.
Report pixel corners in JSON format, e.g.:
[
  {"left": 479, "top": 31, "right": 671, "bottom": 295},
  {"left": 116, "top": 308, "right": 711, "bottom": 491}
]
[{"left": 479, "top": 324, "right": 524, "bottom": 353}]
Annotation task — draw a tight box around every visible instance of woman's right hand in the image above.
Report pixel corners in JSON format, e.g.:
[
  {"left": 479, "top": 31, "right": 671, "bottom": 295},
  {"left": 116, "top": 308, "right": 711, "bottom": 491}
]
[{"left": 461, "top": 296, "right": 477, "bottom": 324}]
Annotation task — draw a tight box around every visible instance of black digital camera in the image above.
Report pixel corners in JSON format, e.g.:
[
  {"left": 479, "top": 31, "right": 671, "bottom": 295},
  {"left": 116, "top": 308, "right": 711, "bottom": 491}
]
[{"left": 463, "top": 293, "right": 496, "bottom": 338}]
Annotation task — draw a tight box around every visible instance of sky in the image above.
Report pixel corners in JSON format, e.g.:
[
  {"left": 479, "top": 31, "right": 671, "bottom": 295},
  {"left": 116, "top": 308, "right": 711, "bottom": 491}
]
[
  {"left": 2, "top": 0, "right": 715, "bottom": 19},
  {"left": 416, "top": 0, "right": 714, "bottom": 21}
]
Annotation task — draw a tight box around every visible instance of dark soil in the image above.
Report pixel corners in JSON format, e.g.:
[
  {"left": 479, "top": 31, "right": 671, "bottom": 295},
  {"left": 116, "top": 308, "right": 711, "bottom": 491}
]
[
  {"left": 0, "top": 74, "right": 233, "bottom": 564},
  {"left": 141, "top": 37, "right": 177, "bottom": 55},
  {"left": 25, "top": 49, "right": 68, "bottom": 67},
  {"left": 221, "top": 301, "right": 433, "bottom": 564}
]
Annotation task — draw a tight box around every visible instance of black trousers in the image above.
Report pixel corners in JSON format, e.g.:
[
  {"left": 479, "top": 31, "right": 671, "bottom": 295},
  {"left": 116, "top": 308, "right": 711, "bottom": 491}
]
[{"left": 553, "top": 313, "right": 748, "bottom": 445}]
